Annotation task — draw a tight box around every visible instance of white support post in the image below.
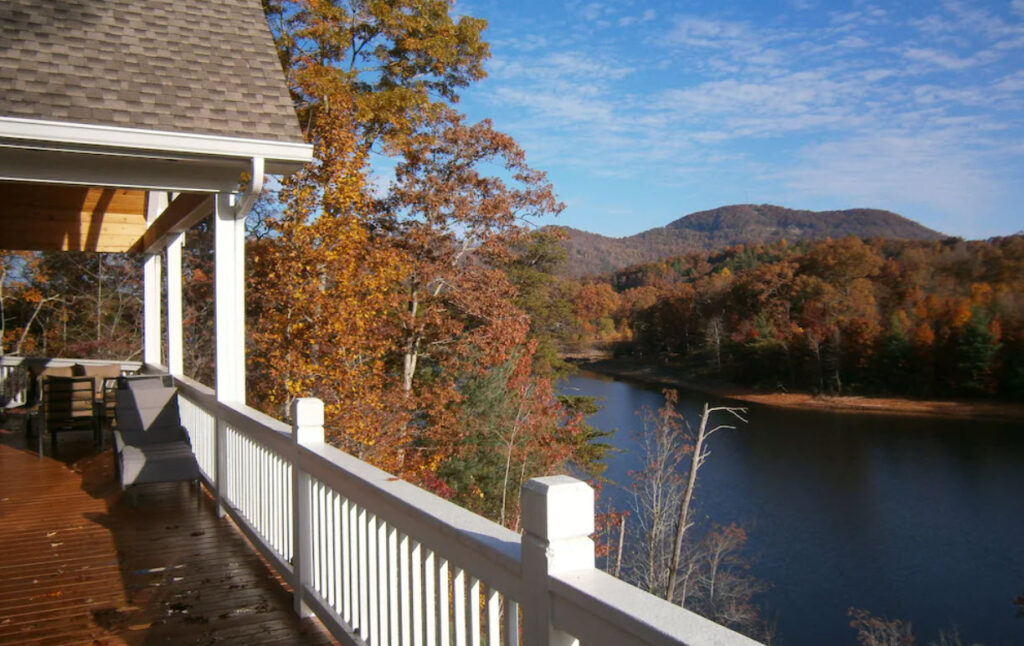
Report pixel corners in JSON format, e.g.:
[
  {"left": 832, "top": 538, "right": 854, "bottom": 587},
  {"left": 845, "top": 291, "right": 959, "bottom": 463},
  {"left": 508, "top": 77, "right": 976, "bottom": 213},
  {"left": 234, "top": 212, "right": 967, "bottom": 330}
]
[
  {"left": 143, "top": 192, "right": 167, "bottom": 366},
  {"left": 212, "top": 192, "right": 245, "bottom": 518},
  {"left": 166, "top": 231, "right": 184, "bottom": 376},
  {"left": 521, "top": 476, "right": 595, "bottom": 646},
  {"left": 214, "top": 192, "right": 246, "bottom": 404},
  {"left": 291, "top": 397, "right": 325, "bottom": 618}
]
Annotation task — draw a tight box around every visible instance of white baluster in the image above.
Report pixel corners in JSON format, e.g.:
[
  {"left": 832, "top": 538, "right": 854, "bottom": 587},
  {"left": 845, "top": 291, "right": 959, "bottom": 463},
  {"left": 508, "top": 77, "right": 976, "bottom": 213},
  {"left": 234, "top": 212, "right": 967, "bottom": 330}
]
[
  {"left": 411, "top": 540, "right": 423, "bottom": 646},
  {"left": 439, "top": 558, "right": 451, "bottom": 646},
  {"left": 388, "top": 525, "right": 400, "bottom": 642},
  {"left": 486, "top": 587, "right": 499, "bottom": 646},
  {"left": 454, "top": 567, "right": 467, "bottom": 646},
  {"left": 425, "top": 549, "right": 437, "bottom": 646},
  {"left": 400, "top": 533, "right": 411, "bottom": 645},
  {"left": 368, "top": 512, "right": 380, "bottom": 645},
  {"left": 504, "top": 600, "right": 519, "bottom": 646},
  {"left": 359, "top": 507, "right": 370, "bottom": 641}
]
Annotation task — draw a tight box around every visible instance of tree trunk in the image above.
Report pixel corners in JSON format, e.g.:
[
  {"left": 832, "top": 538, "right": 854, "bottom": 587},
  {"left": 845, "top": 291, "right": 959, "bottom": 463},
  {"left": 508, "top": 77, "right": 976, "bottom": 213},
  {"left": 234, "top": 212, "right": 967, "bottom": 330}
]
[
  {"left": 666, "top": 403, "right": 709, "bottom": 601},
  {"left": 614, "top": 514, "right": 626, "bottom": 578},
  {"left": 96, "top": 254, "right": 103, "bottom": 343},
  {"left": 403, "top": 288, "right": 420, "bottom": 393}
]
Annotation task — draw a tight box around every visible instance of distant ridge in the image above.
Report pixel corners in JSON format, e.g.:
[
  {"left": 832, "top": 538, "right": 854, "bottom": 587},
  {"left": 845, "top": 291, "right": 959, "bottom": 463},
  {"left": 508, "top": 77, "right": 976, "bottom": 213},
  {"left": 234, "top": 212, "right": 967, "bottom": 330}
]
[{"left": 551, "top": 204, "right": 944, "bottom": 277}]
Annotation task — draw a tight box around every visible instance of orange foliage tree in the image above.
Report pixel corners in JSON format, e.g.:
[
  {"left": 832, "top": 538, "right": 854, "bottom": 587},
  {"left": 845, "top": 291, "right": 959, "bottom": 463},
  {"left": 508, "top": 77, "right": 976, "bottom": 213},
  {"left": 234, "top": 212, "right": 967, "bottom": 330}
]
[
  {"left": 248, "top": 91, "right": 410, "bottom": 470},
  {"left": 247, "top": 0, "right": 604, "bottom": 512}
]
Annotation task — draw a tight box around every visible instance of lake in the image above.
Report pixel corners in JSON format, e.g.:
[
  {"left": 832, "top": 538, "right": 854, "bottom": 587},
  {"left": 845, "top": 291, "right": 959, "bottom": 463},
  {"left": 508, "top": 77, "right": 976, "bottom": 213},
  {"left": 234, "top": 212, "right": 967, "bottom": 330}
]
[{"left": 561, "top": 370, "right": 1024, "bottom": 646}]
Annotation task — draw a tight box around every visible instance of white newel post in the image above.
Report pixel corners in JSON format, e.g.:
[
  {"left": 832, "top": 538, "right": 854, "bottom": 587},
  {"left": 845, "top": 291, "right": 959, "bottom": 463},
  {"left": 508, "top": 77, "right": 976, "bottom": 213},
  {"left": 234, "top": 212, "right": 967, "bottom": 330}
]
[
  {"left": 521, "top": 476, "right": 595, "bottom": 646},
  {"left": 291, "top": 397, "right": 324, "bottom": 618}
]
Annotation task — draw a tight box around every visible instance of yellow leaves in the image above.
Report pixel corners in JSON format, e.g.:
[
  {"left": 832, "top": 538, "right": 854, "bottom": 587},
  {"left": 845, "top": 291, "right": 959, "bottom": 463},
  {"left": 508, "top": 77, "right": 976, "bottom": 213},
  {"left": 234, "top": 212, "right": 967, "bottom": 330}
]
[
  {"left": 912, "top": 322, "right": 935, "bottom": 348},
  {"left": 951, "top": 300, "right": 972, "bottom": 330},
  {"left": 969, "top": 282, "right": 993, "bottom": 307}
]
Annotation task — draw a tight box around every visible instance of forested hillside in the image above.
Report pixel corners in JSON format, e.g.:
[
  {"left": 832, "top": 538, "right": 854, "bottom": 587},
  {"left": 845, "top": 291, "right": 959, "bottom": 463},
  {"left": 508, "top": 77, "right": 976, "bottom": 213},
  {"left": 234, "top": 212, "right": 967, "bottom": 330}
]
[
  {"left": 565, "top": 235, "right": 1024, "bottom": 400},
  {"left": 554, "top": 204, "right": 943, "bottom": 277}
]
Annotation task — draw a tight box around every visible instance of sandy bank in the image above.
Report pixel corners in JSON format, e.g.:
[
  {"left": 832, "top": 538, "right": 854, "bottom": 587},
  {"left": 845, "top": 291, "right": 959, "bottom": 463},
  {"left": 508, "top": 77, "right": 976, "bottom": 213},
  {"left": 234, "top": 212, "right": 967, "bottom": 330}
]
[{"left": 575, "top": 358, "right": 1024, "bottom": 423}]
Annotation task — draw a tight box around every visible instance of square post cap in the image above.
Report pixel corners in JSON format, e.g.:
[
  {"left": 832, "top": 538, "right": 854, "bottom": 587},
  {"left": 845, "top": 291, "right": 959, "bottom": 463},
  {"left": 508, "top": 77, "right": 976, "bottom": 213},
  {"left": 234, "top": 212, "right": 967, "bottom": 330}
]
[{"left": 521, "top": 475, "right": 594, "bottom": 540}]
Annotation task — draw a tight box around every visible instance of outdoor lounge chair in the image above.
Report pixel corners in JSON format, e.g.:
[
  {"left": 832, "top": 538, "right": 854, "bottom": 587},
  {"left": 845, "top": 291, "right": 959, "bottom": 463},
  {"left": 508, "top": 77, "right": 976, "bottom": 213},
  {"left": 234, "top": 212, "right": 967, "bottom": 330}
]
[{"left": 113, "top": 378, "right": 199, "bottom": 503}]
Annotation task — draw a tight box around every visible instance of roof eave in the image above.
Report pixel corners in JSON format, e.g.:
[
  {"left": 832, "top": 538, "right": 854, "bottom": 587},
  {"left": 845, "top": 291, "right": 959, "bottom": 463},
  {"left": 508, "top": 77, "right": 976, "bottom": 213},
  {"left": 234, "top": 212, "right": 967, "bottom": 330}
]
[{"left": 0, "top": 116, "right": 312, "bottom": 178}]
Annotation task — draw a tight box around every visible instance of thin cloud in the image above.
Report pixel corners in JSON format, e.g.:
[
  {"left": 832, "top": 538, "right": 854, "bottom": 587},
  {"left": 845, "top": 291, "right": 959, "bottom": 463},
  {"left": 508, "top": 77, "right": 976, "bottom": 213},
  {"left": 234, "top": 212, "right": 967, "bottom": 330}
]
[
  {"left": 783, "top": 130, "right": 1004, "bottom": 228},
  {"left": 904, "top": 47, "right": 984, "bottom": 70},
  {"left": 619, "top": 8, "right": 656, "bottom": 27}
]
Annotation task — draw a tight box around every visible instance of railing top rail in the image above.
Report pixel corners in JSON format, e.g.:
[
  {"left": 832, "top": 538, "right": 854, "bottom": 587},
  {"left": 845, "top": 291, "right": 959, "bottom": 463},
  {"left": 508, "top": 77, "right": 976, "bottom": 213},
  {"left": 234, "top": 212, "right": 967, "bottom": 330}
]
[
  {"left": 0, "top": 355, "right": 143, "bottom": 370},
  {"left": 550, "top": 569, "right": 763, "bottom": 646},
  {"left": 172, "top": 374, "right": 292, "bottom": 455},
  {"left": 300, "top": 441, "right": 524, "bottom": 598}
]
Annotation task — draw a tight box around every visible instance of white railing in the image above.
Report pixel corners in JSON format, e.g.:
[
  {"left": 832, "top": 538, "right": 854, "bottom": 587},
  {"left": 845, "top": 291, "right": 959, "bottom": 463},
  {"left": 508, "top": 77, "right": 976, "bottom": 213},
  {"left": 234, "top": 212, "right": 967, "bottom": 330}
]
[
  {"left": 1, "top": 355, "right": 762, "bottom": 645},
  {"left": 168, "top": 374, "right": 763, "bottom": 646},
  {"left": 0, "top": 355, "right": 142, "bottom": 407}
]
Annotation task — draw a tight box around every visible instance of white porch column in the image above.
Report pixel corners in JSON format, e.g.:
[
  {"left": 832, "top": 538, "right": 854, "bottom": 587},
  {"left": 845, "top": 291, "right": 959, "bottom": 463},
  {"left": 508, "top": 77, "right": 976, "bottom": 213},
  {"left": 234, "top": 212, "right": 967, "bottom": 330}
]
[
  {"left": 166, "top": 231, "right": 184, "bottom": 376},
  {"left": 143, "top": 192, "right": 167, "bottom": 366},
  {"left": 214, "top": 192, "right": 246, "bottom": 403}
]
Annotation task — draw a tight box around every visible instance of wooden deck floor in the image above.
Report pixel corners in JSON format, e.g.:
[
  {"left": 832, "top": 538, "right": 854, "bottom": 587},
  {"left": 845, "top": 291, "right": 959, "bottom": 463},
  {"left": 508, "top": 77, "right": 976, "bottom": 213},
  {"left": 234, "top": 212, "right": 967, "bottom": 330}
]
[{"left": 0, "top": 416, "right": 337, "bottom": 646}]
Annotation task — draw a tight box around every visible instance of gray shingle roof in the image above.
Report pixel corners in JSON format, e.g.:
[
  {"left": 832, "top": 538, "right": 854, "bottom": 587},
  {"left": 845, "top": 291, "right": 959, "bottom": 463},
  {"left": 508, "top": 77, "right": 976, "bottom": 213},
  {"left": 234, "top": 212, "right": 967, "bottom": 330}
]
[{"left": 0, "top": 0, "right": 304, "bottom": 144}]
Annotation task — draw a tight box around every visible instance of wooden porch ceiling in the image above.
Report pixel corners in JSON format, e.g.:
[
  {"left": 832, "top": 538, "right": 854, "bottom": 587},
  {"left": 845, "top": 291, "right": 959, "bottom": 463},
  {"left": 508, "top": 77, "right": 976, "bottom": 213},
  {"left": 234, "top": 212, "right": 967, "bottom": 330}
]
[{"left": 0, "top": 182, "right": 210, "bottom": 254}]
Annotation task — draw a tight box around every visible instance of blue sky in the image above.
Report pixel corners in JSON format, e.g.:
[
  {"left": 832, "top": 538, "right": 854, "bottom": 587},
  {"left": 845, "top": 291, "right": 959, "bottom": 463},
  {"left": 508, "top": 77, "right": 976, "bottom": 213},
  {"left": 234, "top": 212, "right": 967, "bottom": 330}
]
[{"left": 450, "top": 0, "right": 1024, "bottom": 239}]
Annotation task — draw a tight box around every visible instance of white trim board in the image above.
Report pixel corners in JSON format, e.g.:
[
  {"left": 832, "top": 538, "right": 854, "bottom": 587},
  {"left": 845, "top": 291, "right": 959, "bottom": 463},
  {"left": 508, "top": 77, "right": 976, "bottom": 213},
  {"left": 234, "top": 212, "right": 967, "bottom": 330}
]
[{"left": 0, "top": 116, "right": 312, "bottom": 167}]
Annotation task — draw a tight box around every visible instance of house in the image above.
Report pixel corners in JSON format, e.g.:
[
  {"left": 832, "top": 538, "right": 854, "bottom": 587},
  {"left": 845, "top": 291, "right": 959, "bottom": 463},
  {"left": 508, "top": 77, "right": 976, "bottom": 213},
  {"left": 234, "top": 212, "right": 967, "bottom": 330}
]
[{"left": 0, "top": 1, "right": 761, "bottom": 644}]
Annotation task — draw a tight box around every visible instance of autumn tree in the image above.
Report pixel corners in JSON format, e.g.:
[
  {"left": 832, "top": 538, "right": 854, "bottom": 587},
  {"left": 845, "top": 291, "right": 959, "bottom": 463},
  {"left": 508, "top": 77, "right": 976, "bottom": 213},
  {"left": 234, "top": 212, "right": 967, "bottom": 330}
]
[
  {"left": 574, "top": 281, "right": 620, "bottom": 345},
  {"left": 952, "top": 309, "right": 1001, "bottom": 395},
  {"left": 503, "top": 228, "right": 577, "bottom": 375},
  {"left": 249, "top": 0, "right": 597, "bottom": 520},
  {"left": 263, "top": 0, "right": 488, "bottom": 149},
  {"left": 437, "top": 347, "right": 606, "bottom": 527},
  {"left": 0, "top": 252, "right": 56, "bottom": 357},
  {"left": 248, "top": 90, "right": 408, "bottom": 471},
  {"left": 378, "top": 111, "right": 562, "bottom": 394},
  {"left": 3, "top": 252, "right": 142, "bottom": 361}
]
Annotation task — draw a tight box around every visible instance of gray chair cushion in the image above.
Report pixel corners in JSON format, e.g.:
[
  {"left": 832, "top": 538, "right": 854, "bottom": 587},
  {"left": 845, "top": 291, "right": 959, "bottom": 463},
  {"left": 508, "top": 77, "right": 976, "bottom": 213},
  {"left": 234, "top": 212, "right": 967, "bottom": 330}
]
[
  {"left": 117, "top": 427, "right": 190, "bottom": 447},
  {"left": 118, "top": 439, "right": 199, "bottom": 487},
  {"left": 115, "top": 386, "right": 180, "bottom": 433},
  {"left": 124, "top": 375, "right": 173, "bottom": 389}
]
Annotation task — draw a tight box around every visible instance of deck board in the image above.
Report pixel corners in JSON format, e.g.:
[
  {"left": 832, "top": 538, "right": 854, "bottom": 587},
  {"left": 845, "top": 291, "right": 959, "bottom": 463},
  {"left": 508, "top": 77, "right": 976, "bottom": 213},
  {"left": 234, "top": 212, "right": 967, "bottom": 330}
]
[{"left": 0, "top": 417, "right": 336, "bottom": 646}]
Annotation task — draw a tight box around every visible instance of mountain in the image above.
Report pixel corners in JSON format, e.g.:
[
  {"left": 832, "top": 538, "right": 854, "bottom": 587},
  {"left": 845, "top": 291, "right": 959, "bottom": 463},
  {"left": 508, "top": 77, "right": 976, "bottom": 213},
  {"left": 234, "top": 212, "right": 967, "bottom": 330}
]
[{"left": 551, "top": 204, "right": 944, "bottom": 277}]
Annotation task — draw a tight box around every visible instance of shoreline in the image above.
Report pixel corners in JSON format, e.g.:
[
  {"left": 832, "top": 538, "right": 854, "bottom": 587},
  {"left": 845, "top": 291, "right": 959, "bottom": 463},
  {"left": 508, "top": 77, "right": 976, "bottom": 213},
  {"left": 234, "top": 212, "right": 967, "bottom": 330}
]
[{"left": 573, "top": 357, "right": 1024, "bottom": 423}]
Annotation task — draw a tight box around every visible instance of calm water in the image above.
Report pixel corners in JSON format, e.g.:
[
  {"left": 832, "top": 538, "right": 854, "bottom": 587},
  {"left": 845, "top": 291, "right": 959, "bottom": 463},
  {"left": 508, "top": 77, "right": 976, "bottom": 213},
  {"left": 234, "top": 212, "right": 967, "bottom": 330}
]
[{"left": 562, "top": 370, "right": 1024, "bottom": 646}]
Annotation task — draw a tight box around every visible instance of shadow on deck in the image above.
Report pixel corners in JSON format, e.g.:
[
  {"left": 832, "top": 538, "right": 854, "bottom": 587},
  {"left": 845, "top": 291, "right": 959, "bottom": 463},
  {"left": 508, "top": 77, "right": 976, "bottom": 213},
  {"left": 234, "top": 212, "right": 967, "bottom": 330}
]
[{"left": 0, "top": 414, "right": 336, "bottom": 646}]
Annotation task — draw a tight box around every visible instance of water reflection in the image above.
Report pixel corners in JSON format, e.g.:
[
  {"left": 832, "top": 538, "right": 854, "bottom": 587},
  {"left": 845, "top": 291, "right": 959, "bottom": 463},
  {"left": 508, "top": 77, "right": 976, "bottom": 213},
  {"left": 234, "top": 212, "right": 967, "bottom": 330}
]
[{"left": 563, "top": 370, "right": 1024, "bottom": 646}]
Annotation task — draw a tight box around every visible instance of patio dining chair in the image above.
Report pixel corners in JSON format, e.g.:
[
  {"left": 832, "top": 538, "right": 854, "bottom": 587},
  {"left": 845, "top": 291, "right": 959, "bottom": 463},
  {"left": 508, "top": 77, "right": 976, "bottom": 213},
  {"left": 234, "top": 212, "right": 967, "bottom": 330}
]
[{"left": 40, "top": 375, "right": 99, "bottom": 457}]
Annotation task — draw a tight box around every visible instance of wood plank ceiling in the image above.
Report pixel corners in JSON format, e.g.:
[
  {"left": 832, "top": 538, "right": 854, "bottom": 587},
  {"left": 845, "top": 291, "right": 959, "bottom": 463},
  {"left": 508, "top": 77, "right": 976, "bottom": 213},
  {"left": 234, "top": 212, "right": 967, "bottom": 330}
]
[{"left": 0, "top": 182, "right": 148, "bottom": 252}]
